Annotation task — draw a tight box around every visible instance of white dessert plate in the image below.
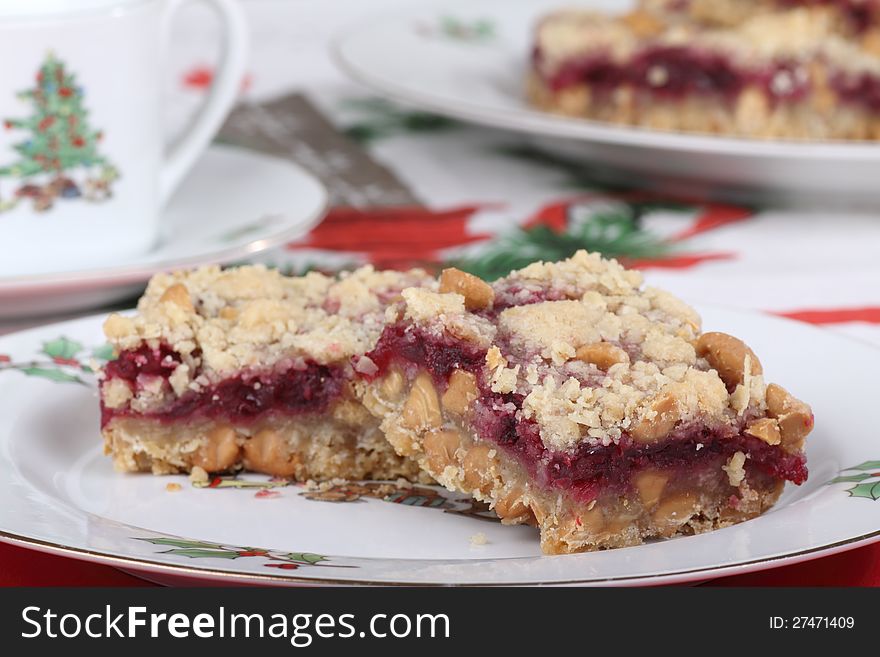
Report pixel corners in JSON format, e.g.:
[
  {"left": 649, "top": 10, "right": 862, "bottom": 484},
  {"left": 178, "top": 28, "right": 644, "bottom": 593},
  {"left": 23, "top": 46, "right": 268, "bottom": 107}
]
[
  {"left": 0, "top": 306, "right": 878, "bottom": 586},
  {"left": 334, "top": 0, "right": 880, "bottom": 203},
  {"left": 0, "top": 144, "right": 327, "bottom": 319}
]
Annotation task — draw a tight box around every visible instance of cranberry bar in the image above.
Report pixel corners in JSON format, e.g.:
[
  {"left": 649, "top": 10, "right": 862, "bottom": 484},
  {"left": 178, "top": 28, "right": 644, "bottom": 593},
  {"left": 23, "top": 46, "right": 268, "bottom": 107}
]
[
  {"left": 360, "top": 252, "right": 813, "bottom": 554},
  {"left": 100, "top": 264, "right": 432, "bottom": 481},
  {"left": 528, "top": 7, "right": 880, "bottom": 140}
]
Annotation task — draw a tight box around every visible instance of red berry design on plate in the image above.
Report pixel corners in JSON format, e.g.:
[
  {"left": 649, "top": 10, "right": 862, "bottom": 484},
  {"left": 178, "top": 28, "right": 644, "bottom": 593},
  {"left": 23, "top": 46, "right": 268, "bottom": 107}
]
[
  {"left": 0, "top": 355, "right": 10, "bottom": 363},
  {"left": 237, "top": 549, "right": 268, "bottom": 557},
  {"left": 265, "top": 563, "right": 299, "bottom": 570}
]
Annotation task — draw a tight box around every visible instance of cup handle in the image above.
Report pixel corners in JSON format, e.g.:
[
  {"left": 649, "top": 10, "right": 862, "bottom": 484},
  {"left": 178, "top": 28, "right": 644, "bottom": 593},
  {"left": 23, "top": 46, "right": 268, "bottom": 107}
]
[{"left": 159, "top": 0, "right": 249, "bottom": 204}]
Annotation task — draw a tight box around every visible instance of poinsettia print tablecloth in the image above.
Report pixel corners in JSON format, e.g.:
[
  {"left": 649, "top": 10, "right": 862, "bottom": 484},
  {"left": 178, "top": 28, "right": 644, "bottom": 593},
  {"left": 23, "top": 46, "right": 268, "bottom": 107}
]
[{"left": 4, "top": 0, "right": 880, "bottom": 587}]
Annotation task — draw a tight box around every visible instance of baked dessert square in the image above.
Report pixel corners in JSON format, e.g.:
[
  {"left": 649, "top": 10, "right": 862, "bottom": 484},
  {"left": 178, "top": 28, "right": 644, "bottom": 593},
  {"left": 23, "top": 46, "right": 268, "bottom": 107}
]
[
  {"left": 528, "top": 6, "right": 880, "bottom": 140},
  {"left": 100, "top": 264, "right": 432, "bottom": 482},
  {"left": 360, "top": 252, "right": 813, "bottom": 554}
]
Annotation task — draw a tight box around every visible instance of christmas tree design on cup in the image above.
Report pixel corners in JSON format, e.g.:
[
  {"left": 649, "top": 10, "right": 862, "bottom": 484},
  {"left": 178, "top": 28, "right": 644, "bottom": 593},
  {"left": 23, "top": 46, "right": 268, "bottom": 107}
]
[{"left": 0, "top": 52, "right": 119, "bottom": 213}]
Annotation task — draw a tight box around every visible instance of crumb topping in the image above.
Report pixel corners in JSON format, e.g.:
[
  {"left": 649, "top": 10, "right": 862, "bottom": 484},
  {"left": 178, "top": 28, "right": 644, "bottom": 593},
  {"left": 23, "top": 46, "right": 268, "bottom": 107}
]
[
  {"left": 398, "top": 250, "right": 768, "bottom": 452},
  {"left": 535, "top": 7, "right": 880, "bottom": 78},
  {"left": 402, "top": 288, "right": 465, "bottom": 322},
  {"left": 102, "top": 264, "right": 433, "bottom": 409}
]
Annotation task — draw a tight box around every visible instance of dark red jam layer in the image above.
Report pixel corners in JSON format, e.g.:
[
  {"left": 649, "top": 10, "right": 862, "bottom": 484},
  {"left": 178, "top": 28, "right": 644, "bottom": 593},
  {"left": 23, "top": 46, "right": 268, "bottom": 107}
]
[
  {"left": 831, "top": 70, "right": 880, "bottom": 110},
  {"left": 539, "top": 46, "right": 766, "bottom": 97},
  {"left": 535, "top": 44, "right": 878, "bottom": 108},
  {"left": 471, "top": 391, "right": 807, "bottom": 503},
  {"left": 365, "top": 323, "right": 486, "bottom": 385},
  {"left": 100, "top": 344, "right": 345, "bottom": 428},
  {"left": 367, "top": 323, "right": 808, "bottom": 503}
]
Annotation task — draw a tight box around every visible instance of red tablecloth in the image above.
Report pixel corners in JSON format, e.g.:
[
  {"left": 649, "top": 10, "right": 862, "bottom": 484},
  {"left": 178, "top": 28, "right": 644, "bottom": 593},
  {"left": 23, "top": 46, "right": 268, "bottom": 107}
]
[{"left": 2, "top": 541, "right": 877, "bottom": 587}]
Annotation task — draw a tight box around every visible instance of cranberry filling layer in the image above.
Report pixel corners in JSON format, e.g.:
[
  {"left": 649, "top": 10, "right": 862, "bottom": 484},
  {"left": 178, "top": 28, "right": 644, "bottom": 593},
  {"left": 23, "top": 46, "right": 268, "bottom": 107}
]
[
  {"left": 832, "top": 70, "right": 880, "bottom": 110},
  {"left": 366, "top": 323, "right": 486, "bottom": 385},
  {"left": 538, "top": 46, "right": 757, "bottom": 97},
  {"left": 101, "top": 344, "right": 346, "bottom": 428},
  {"left": 536, "top": 43, "right": 878, "bottom": 110},
  {"left": 471, "top": 392, "right": 807, "bottom": 504},
  {"left": 368, "top": 323, "right": 808, "bottom": 502}
]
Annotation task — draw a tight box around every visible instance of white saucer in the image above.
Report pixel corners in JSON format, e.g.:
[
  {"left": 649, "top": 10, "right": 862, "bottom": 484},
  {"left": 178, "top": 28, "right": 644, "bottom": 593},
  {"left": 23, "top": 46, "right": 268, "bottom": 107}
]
[{"left": 0, "top": 144, "right": 327, "bottom": 319}]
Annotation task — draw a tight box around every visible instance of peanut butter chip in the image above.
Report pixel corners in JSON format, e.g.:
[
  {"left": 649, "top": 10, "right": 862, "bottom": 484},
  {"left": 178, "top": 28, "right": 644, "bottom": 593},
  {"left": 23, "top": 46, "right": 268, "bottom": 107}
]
[
  {"left": 575, "top": 342, "right": 629, "bottom": 369},
  {"left": 621, "top": 9, "right": 665, "bottom": 38},
  {"left": 401, "top": 372, "right": 443, "bottom": 430},
  {"left": 695, "top": 332, "right": 762, "bottom": 388},
  {"left": 439, "top": 268, "right": 494, "bottom": 311},
  {"left": 159, "top": 283, "right": 194, "bottom": 312},
  {"left": 745, "top": 418, "right": 781, "bottom": 446}
]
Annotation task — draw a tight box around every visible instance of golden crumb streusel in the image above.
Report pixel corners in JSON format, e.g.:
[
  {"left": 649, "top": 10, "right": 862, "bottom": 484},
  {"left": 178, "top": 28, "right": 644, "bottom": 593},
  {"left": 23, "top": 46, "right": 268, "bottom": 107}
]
[
  {"left": 395, "top": 251, "right": 765, "bottom": 452},
  {"left": 102, "top": 264, "right": 434, "bottom": 413},
  {"left": 535, "top": 7, "right": 880, "bottom": 79}
]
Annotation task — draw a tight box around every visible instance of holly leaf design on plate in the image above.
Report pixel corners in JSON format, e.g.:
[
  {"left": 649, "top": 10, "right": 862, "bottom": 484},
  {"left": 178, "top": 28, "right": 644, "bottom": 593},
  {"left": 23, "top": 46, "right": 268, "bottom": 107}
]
[
  {"left": 846, "top": 461, "right": 880, "bottom": 471},
  {"left": 136, "top": 537, "right": 226, "bottom": 550},
  {"left": 19, "top": 367, "right": 84, "bottom": 384},
  {"left": 163, "top": 549, "right": 240, "bottom": 560},
  {"left": 439, "top": 16, "right": 495, "bottom": 42},
  {"left": 42, "top": 336, "right": 83, "bottom": 360},
  {"left": 827, "top": 473, "right": 875, "bottom": 484},
  {"left": 846, "top": 481, "right": 880, "bottom": 501},
  {"left": 91, "top": 343, "right": 116, "bottom": 362},
  {"left": 285, "top": 552, "right": 326, "bottom": 565}
]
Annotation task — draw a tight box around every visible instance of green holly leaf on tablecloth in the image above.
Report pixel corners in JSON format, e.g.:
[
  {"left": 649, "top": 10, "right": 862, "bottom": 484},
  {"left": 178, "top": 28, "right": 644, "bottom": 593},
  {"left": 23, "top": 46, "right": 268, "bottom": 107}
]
[
  {"left": 451, "top": 205, "right": 673, "bottom": 281},
  {"left": 285, "top": 552, "right": 326, "bottom": 565},
  {"left": 19, "top": 367, "right": 84, "bottom": 384},
  {"left": 846, "top": 482, "right": 880, "bottom": 501},
  {"left": 41, "top": 336, "right": 83, "bottom": 360},
  {"left": 341, "top": 97, "right": 457, "bottom": 144}
]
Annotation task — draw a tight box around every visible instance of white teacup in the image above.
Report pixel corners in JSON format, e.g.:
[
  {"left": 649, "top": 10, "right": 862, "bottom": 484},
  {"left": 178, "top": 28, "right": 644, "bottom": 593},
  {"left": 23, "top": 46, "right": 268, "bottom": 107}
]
[{"left": 0, "top": 0, "right": 248, "bottom": 277}]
